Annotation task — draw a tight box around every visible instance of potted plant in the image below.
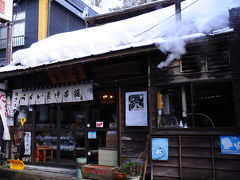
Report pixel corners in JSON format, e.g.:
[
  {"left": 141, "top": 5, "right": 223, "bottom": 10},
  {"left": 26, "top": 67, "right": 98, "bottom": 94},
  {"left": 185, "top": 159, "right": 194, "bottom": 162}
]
[{"left": 118, "top": 161, "right": 142, "bottom": 180}]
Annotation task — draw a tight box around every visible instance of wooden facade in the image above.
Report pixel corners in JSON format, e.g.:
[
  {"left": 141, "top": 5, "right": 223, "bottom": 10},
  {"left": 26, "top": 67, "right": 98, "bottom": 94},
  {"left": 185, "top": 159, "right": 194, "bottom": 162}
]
[{"left": 0, "top": 6, "right": 240, "bottom": 180}]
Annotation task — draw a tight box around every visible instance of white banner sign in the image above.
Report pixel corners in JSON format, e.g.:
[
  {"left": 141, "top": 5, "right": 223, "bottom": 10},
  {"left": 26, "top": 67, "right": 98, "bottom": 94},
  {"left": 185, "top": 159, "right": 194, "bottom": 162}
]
[
  {"left": 12, "top": 83, "right": 93, "bottom": 107},
  {"left": 0, "top": 0, "right": 13, "bottom": 22},
  {"left": 24, "top": 132, "right": 31, "bottom": 155},
  {"left": 0, "top": 91, "right": 10, "bottom": 140},
  {"left": 125, "top": 91, "right": 148, "bottom": 126}
]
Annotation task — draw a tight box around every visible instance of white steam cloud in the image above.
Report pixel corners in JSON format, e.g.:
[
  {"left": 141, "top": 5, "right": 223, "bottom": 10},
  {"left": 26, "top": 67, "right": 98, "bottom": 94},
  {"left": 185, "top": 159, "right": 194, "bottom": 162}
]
[{"left": 154, "top": 0, "right": 240, "bottom": 69}]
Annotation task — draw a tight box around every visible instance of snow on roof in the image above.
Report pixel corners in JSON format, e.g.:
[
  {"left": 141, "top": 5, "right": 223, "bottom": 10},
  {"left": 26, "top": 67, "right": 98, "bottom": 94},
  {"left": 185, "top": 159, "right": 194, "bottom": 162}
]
[{"left": 1, "top": 0, "right": 239, "bottom": 73}]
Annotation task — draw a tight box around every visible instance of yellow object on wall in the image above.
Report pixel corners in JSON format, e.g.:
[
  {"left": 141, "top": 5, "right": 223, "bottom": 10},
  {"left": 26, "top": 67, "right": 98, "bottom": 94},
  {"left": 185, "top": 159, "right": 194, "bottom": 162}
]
[
  {"left": 8, "top": 159, "right": 24, "bottom": 170},
  {"left": 157, "top": 92, "right": 163, "bottom": 110},
  {"left": 38, "top": 0, "right": 49, "bottom": 41}
]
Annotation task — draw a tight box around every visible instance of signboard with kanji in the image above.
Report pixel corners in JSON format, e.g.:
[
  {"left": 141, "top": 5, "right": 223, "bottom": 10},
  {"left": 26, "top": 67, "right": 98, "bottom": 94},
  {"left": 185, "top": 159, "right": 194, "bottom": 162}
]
[{"left": 0, "top": 0, "right": 13, "bottom": 22}]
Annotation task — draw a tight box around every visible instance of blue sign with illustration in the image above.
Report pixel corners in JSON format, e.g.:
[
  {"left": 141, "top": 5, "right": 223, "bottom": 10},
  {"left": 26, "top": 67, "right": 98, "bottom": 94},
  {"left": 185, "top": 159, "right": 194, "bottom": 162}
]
[
  {"left": 220, "top": 136, "right": 240, "bottom": 155},
  {"left": 88, "top": 131, "right": 97, "bottom": 139},
  {"left": 152, "top": 138, "right": 168, "bottom": 161}
]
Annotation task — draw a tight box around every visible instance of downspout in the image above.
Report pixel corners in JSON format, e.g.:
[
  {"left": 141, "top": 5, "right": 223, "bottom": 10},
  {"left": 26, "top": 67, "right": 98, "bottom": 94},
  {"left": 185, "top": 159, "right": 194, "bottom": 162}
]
[{"left": 47, "top": 0, "right": 52, "bottom": 37}]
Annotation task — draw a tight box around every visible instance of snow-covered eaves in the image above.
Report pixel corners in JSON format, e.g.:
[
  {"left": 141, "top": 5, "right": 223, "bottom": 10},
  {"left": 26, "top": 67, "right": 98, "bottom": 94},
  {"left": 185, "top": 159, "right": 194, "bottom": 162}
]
[
  {"left": 85, "top": 0, "right": 176, "bottom": 26},
  {"left": 0, "top": 0, "right": 239, "bottom": 76}
]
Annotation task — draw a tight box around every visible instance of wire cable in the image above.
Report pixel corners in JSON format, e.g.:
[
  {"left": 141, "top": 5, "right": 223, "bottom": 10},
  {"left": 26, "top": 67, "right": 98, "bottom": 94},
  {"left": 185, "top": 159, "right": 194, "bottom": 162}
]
[{"left": 134, "top": 0, "right": 200, "bottom": 38}]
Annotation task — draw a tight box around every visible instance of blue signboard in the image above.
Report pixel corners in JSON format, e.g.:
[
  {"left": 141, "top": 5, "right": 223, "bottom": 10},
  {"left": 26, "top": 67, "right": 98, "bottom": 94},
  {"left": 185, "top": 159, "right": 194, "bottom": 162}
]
[
  {"left": 152, "top": 138, "right": 168, "bottom": 161},
  {"left": 88, "top": 131, "right": 96, "bottom": 139},
  {"left": 220, "top": 136, "right": 240, "bottom": 155}
]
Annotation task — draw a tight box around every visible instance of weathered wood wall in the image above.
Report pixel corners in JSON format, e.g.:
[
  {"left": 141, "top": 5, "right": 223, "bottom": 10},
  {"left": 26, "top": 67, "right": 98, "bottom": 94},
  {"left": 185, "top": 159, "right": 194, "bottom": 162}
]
[{"left": 151, "top": 134, "right": 240, "bottom": 180}]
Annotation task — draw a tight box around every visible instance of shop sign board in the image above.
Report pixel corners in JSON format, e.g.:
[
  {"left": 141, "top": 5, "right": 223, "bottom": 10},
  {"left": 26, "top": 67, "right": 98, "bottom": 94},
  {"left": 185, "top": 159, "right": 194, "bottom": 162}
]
[
  {"left": 220, "top": 136, "right": 240, "bottom": 155},
  {"left": 11, "top": 83, "right": 93, "bottom": 108},
  {"left": 152, "top": 138, "right": 168, "bottom": 161},
  {"left": 24, "top": 132, "right": 31, "bottom": 155},
  {"left": 0, "top": 0, "right": 13, "bottom": 22}
]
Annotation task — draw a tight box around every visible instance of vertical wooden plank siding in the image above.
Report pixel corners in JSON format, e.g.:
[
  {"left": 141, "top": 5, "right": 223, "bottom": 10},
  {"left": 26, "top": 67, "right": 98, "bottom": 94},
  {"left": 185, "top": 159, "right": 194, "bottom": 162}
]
[
  {"left": 38, "top": 0, "right": 49, "bottom": 41},
  {"left": 118, "top": 86, "right": 122, "bottom": 165},
  {"left": 151, "top": 135, "right": 240, "bottom": 179}
]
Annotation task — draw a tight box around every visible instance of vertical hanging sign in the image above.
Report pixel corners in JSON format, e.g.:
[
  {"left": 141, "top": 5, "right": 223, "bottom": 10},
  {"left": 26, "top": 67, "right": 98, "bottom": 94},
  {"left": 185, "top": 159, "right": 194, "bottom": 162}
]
[
  {"left": 0, "top": 0, "right": 13, "bottom": 22},
  {"left": 24, "top": 132, "right": 31, "bottom": 155}
]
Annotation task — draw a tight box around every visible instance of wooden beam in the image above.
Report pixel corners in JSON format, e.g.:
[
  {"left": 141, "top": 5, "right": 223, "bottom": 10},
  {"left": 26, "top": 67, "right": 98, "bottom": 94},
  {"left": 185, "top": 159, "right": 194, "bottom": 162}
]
[{"left": 38, "top": 0, "right": 49, "bottom": 41}]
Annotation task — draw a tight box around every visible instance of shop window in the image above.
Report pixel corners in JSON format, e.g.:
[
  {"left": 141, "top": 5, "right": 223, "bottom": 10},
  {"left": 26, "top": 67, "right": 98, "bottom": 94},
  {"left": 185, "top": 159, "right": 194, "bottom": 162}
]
[
  {"left": 87, "top": 131, "right": 118, "bottom": 165},
  {"left": 194, "top": 82, "right": 234, "bottom": 127},
  {"left": 156, "top": 82, "right": 235, "bottom": 129},
  {"left": 61, "top": 103, "right": 86, "bottom": 129},
  {"left": 60, "top": 131, "right": 85, "bottom": 162},
  {"left": 35, "top": 132, "right": 57, "bottom": 163},
  {"left": 156, "top": 85, "right": 192, "bottom": 128},
  {"left": 88, "top": 91, "right": 117, "bottom": 129},
  {"left": 35, "top": 105, "right": 57, "bottom": 129}
]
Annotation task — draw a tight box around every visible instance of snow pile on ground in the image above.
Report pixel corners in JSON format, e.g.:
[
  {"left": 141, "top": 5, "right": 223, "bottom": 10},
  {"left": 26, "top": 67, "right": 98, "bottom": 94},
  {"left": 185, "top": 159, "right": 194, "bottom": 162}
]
[{"left": 1, "top": 0, "right": 240, "bottom": 72}]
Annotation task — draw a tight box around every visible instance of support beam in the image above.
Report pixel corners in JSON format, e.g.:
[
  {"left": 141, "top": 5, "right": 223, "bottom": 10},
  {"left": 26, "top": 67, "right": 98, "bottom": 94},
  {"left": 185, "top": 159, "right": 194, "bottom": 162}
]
[
  {"left": 6, "top": 22, "right": 13, "bottom": 65},
  {"left": 38, "top": 0, "right": 49, "bottom": 41}
]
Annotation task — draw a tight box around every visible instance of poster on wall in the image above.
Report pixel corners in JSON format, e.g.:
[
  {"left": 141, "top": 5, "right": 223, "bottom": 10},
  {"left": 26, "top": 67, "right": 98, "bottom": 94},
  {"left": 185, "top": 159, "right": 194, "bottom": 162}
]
[
  {"left": 220, "top": 136, "right": 240, "bottom": 155},
  {"left": 125, "top": 91, "right": 148, "bottom": 126},
  {"left": 24, "top": 132, "right": 31, "bottom": 155},
  {"left": 0, "top": 92, "right": 10, "bottom": 140},
  {"left": 152, "top": 138, "right": 168, "bottom": 161}
]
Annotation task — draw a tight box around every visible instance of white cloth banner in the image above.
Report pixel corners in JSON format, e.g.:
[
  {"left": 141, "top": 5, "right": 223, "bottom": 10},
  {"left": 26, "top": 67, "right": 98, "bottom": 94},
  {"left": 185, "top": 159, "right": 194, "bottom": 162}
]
[
  {"left": 24, "top": 132, "right": 31, "bottom": 155},
  {"left": 45, "top": 89, "right": 55, "bottom": 104},
  {"left": 63, "top": 86, "right": 73, "bottom": 103},
  {"left": 11, "top": 83, "right": 93, "bottom": 106},
  {"left": 53, "top": 88, "right": 62, "bottom": 103},
  {"left": 20, "top": 91, "right": 28, "bottom": 106},
  {"left": 11, "top": 89, "right": 22, "bottom": 112},
  {"left": 35, "top": 90, "right": 45, "bottom": 104},
  {"left": 0, "top": 92, "right": 10, "bottom": 140},
  {"left": 125, "top": 91, "right": 148, "bottom": 126},
  {"left": 28, "top": 91, "right": 36, "bottom": 105}
]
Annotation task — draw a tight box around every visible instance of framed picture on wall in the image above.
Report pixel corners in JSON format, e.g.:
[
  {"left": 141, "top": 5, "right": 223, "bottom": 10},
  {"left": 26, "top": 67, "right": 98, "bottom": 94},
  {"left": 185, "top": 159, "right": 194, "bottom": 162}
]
[
  {"left": 125, "top": 91, "right": 148, "bottom": 126},
  {"left": 152, "top": 138, "right": 168, "bottom": 161}
]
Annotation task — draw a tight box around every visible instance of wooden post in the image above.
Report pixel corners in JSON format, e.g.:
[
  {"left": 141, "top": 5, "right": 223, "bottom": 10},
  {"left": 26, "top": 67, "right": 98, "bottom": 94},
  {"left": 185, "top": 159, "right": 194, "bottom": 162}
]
[
  {"left": 118, "top": 86, "right": 122, "bottom": 165},
  {"left": 175, "top": 0, "right": 181, "bottom": 22},
  {"left": 142, "top": 134, "right": 150, "bottom": 180},
  {"left": 6, "top": 22, "right": 13, "bottom": 65}
]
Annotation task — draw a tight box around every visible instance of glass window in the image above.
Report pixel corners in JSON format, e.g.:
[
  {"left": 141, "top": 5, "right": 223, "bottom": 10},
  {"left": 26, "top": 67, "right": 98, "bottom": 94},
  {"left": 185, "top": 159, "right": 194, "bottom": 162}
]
[
  {"left": 156, "top": 82, "right": 235, "bottom": 129},
  {"left": 60, "top": 131, "right": 85, "bottom": 163},
  {"left": 87, "top": 131, "right": 118, "bottom": 165},
  {"left": 35, "top": 105, "right": 57, "bottom": 129},
  {"left": 157, "top": 85, "right": 192, "bottom": 128},
  {"left": 35, "top": 131, "right": 57, "bottom": 162},
  {"left": 61, "top": 103, "right": 86, "bottom": 129},
  {"left": 88, "top": 91, "right": 117, "bottom": 129},
  {"left": 0, "top": 11, "right": 25, "bottom": 49}
]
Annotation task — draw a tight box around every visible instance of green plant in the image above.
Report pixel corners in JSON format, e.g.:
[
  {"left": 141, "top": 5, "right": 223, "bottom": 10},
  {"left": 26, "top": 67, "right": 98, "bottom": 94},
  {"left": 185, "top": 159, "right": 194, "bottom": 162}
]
[{"left": 119, "top": 161, "right": 142, "bottom": 177}]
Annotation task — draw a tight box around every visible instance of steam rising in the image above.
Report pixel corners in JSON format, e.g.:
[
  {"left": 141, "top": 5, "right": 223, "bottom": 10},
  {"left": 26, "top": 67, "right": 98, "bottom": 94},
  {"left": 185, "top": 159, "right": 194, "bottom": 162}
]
[
  {"left": 3, "top": 0, "right": 240, "bottom": 72},
  {"left": 155, "top": 0, "right": 240, "bottom": 68}
]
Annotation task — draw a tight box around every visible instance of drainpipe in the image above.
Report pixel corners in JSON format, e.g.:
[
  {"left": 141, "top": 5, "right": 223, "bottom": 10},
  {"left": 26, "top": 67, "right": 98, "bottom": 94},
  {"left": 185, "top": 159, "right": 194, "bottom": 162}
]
[
  {"left": 6, "top": 22, "right": 13, "bottom": 65},
  {"left": 47, "top": 0, "right": 52, "bottom": 37}
]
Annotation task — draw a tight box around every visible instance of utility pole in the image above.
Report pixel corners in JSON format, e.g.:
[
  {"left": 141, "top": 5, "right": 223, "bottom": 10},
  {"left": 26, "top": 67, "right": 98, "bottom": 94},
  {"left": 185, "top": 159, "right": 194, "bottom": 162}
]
[
  {"left": 6, "top": 21, "right": 13, "bottom": 65},
  {"left": 175, "top": 0, "right": 181, "bottom": 22},
  {"left": 175, "top": 0, "right": 181, "bottom": 33}
]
